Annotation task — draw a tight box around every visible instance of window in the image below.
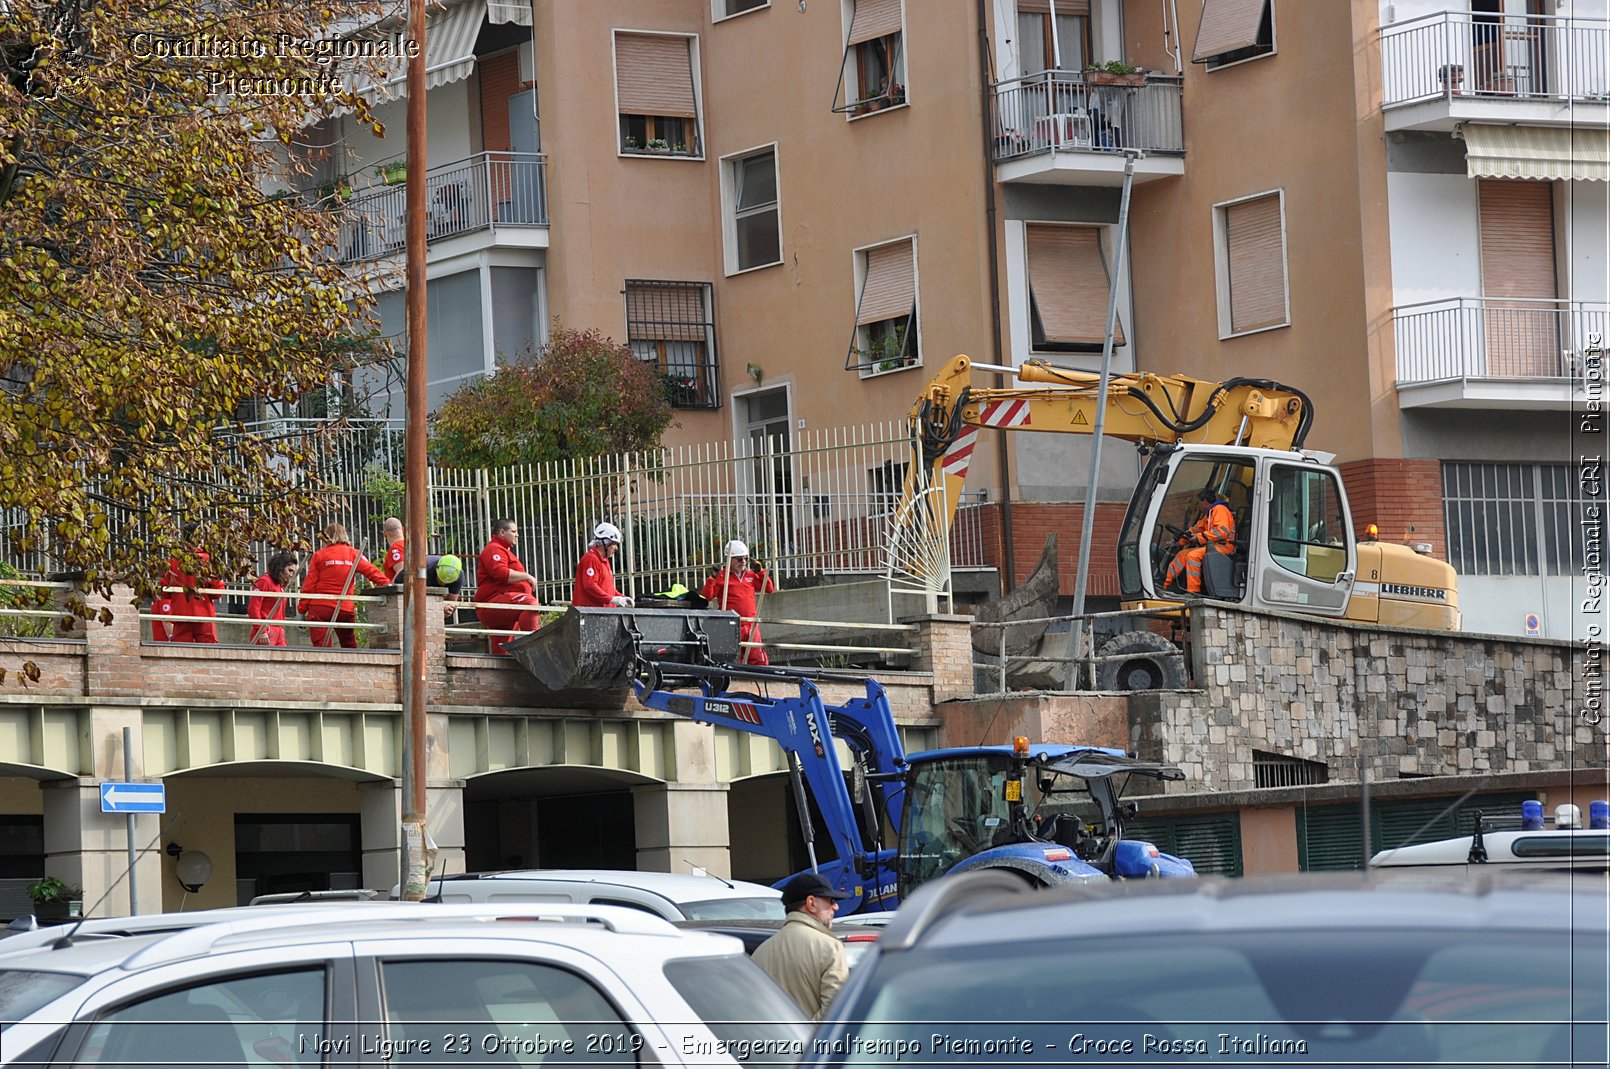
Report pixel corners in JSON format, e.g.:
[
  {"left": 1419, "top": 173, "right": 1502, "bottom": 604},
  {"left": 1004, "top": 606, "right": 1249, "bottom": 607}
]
[
  {"left": 725, "top": 147, "right": 781, "bottom": 273},
  {"left": 1252, "top": 749, "right": 1328, "bottom": 788},
  {"left": 846, "top": 237, "right": 919, "bottom": 376},
  {"left": 1025, "top": 223, "right": 1125, "bottom": 353},
  {"left": 76, "top": 969, "right": 326, "bottom": 1066},
  {"left": 1016, "top": 0, "right": 1090, "bottom": 73},
  {"left": 1213, "top": 191, "right": 1288, "bottom": 337},
  {"left": 380, "top": 959, "right": 639, "bottom": 1066},
  {"left": 716, "top": 0, "right": 769, "bottom": 18},
  {"left": 869, "top": 460, "right": 909, "bottom": 514},
  {"left": 614, "top": 32, "right": 700, "bottom": 156},
  {"left": 625, "top": 280, "right": 719, "bottom": 409},
  {"left": 1443, "top": 462, "right": 1586, "bottom": 577},
  {"left": 1191, "top": 0, "right": 1273, "bottom": 68},
  {"left": 834, "top": 0, "right": 905, "bottom": 114},
  {"left": 1266, "top": 465, "right": 1348, "bottom": 582}
]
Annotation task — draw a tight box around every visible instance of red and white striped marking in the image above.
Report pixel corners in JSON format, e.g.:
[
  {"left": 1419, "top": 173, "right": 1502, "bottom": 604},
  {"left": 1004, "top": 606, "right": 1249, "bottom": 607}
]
[
  {"left": 942, "top": 428, "right": 978, "bottom": 478},
  {"left": 978, "top": 399, "right": 1031, "bottom": 428}
]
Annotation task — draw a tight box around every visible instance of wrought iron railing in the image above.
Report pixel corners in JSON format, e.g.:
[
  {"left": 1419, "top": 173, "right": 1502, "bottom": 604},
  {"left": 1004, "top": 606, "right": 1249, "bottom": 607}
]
[
  {"left": 335, "top": 152, "right": 547, "bottom": 263},
  {"left": 1380, "top": 11, "right": 1610, "bottom": 108},
  {"left": 1393, "top": 297, "right": 1608, "bottom": 384},
  {"left": 989, "top": 70, "right": 1184, "bottom": 163}
]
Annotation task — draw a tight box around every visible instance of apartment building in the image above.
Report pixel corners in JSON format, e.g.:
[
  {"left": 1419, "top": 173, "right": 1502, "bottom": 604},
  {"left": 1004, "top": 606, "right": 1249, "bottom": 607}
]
[{"left": 317, "top": 0, "right": 1604, "bottom": 637}]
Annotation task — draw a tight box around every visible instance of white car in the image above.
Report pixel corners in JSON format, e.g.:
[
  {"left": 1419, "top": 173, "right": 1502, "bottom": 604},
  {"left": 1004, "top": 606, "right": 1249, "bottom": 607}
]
[
  {"left": 0, "top": 903, "right": 807, "bottom": 1067},
  {"left": 412, "top": 869, "right": 785, "bottom": 920}
]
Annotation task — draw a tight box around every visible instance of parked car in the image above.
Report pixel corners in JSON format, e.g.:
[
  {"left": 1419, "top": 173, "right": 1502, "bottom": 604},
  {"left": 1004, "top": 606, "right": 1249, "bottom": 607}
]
[
  {"left": 0, "top": 903, "right": 807, "bottom": 1067},
  {"left": 672, "top": 918, "right": 881, "bottom": 968},
  {"left": 808, "top": 871, "right": 1609, "bottom": 1067},
  {"left": 408, "top": 869, "right": 783, "bottom": 920}
]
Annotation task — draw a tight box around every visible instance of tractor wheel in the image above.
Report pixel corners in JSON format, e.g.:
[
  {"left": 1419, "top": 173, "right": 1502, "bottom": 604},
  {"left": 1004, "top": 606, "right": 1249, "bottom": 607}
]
[{"left": 1094, "top": 630, "right": 1186, "bottom": 692}]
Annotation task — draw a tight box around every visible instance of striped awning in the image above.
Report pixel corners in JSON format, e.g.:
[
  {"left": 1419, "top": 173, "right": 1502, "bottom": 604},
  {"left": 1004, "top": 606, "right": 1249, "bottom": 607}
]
[
  {"left": 1461, "top": 124, "right": 1610, "bottom": 182},
  {"left": 485, "top": 0, "right": 531, "bottom": 27},
  {"left": 355, "top": 0, "right": 487, "bottom": 99}
]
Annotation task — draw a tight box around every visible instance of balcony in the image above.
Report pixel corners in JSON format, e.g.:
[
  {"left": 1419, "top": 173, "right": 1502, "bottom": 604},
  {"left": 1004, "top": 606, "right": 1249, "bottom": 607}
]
[
  {"left": 336, "top": 152, "right": 548, "bottom": 264},
  {"left": 1380, "top": 11, "right": 1610, "bottom": 132},
  {"left": 989, "top": 70, "right": 1185, "bottom": 186},
  {"left": 1393, "top": 297, "right": 1607, "bottom": 409}
]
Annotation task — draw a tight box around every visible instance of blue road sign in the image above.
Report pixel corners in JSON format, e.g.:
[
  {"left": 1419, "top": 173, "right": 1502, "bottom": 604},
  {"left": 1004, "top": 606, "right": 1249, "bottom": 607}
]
[{"left": 100, "top": 782, "right": 166, "bottom": 814}]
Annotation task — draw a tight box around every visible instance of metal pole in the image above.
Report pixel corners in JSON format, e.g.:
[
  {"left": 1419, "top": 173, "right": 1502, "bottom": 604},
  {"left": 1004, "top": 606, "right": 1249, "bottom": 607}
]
[
  {"left": 1360, "top": 759, "right": 1373, "bottom": 876},
  {"left": 1070, "top": 151, "right": 1138, "bottom": 666},
  {"left": 123, "top": 726, "right": 137, "bottom": 914},
  {"left": 400, "top": 0, "right": 430, "bottom": 901}
]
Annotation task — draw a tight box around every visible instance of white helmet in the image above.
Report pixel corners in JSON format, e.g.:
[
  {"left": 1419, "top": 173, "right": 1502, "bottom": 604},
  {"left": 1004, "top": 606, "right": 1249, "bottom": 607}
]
[
  {"left": 725, "top": 540, "right": 749, "bottom": 558},
  {"left": 593, "top": 522, "right": 622, "bottom": 545}
]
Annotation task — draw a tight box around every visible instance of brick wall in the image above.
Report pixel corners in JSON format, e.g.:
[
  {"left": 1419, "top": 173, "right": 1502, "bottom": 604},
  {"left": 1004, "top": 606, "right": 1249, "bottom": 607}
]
[
  {"left": 969, "top": 501, "right": 1127, "bottom": 596},
  {"left": 1339, "top": 458, "right": 1446, "bottom": 560}
]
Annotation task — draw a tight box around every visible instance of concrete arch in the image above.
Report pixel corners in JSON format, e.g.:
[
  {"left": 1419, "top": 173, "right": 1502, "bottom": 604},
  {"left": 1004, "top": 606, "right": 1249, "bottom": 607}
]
[{"left": 463, "top": 764, "right": 663, "bottom": 872}]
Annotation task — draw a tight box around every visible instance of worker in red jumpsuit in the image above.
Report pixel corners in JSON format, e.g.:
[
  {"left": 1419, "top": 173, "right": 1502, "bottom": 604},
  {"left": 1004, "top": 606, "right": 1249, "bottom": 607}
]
[
  {"left": 477, "top": 517, "right": 542, "bottom": 656},
  {"left": 248, "top": 551, "right": 300, "bottom": 647},
  {"left": 572, "top": 522, "right": 634, "bottom": 608},
  {"left": 299, "top": 523, "right": 388, "bottom": 648},
  {"left": 155, "top": 547, "right": 224, "bottom": 643},
  {"left": 700, "top": 540, "right": 775, "bottom": 665},
  {"left": 1164, "top": 488, "right": 1235, "bottom": 593}
]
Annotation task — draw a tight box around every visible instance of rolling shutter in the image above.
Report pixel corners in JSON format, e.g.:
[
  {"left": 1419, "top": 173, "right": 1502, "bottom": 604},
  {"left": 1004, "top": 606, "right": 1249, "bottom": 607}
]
[
  {"left": 479, "top": 51, "right": 520, "bottom": 153},
  {"left": 1124, "top": 812, "right": 1243, "bottom": 876},
  {"left": 1298, "top": 791, "right": 1537, "bottom": 871},
  {"left": 1192, "top": 0, "right": 1269, "bottom": 62},
  {"left": 847, "top": 0, "right": 903, "bottom": 46},
  {"left": 1026, "top": 224, "right": 1125, "bottom": 347},
  {"left": 616, "top": 33, "right": 697, "bottom": 118},
  {"left": 626, "top": 283, "right": 708, "bottom": 342},
  {"left": 1016, "top": 0, "right": 1092, "bottom": 15},
  {"left": 856, "top": 241, "right": 916, "bottom": 325},
  {"left": 1226, "top": 194, "right": 1286, "bottom": 333},
  {"left": 1479, "top": 179, "right": 1558, "bottom": 376}
]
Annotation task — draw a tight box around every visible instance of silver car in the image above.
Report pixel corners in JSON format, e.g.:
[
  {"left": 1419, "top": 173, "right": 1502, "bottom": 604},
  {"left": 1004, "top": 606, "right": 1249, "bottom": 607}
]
[{"left": 0, "top": 903, "right": 806, "bottom": 1067}]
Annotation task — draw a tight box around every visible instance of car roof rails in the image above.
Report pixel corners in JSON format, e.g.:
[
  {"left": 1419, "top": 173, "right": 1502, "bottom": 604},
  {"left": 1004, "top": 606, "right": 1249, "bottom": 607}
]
[
  {"left": 877, "top": 870, "right": 1031, "bottom": 954},
  {"left": 121, "top": 902, "right": 683, "bottom": 970}
]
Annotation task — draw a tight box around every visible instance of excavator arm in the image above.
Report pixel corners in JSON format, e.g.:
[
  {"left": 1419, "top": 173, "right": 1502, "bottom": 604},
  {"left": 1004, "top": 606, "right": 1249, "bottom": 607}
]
[{"left": 907, "top": 354, "right": 1314, "bottom": 538}]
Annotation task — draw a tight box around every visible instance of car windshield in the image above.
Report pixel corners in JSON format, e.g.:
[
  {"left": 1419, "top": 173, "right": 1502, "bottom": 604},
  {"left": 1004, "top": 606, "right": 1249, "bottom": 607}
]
[
  {"left": 679, "top": 896, "right": 784, "bottom": 920},
  {"left": 663, "top": 955, "right": 810, "bottom": 1052},
  {"left": 0, "top": 969, "right": 88, "bottom": 1030},
  {"left": 827, "top": 930, "right": 1608, "bottom": 1066}
]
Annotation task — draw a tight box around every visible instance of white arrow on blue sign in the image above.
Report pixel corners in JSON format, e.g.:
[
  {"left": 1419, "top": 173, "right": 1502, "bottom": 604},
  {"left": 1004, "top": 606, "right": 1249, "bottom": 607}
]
[{"left": 100, "top": 782, "right": 166, "bottom": 814}]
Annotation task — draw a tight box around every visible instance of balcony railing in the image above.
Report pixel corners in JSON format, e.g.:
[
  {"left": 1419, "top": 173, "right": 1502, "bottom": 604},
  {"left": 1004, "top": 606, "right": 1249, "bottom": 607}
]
[
  {"left": 335, "top": 152, "right": 547, "bottom": 263},
  {"left": 1394, "top": 297, "right": 1608, "bottom": 384},
  {"left": 989, "top": 70, "right": 1184, "bottom": 163},
  {"left": 1380, "top": 11, "right": 1610, "bottom": 108}
]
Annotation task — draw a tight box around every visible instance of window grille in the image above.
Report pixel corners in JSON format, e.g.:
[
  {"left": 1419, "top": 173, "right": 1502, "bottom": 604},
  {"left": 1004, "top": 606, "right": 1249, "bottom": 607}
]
[
  {"left": 1443, "top": 461, "right": 1585, "bottom": 576},
  {"left": 625, "top": 280, "right": 719, "bottom": 409},
  {"left": 1252, "top": 749, "right": 1328, "bottom": 789}
]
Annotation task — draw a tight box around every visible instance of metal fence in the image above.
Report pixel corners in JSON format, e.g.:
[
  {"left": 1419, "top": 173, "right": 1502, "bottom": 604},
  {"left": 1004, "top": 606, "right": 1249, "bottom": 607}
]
[
  {"left": 1380, "top": 11, "right": 1610, "bottom": 107},
  {"left": 989, "top": 70, "right": 1184, "bottom": 162},
  {"left": 1393, "top": 297, "right": 1608, "bottom": 384},
  {"left": 336, "top": 152, "right": 548, "bottom": 263}
]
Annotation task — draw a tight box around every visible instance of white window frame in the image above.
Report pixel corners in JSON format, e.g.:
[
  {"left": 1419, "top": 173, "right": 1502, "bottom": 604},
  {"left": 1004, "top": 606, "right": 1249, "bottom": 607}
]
[
  {"left": 611, "top": 29, "right": 706, "bottom": 161},
  {"left": 713, "top": 0, "right": 770, "bottom": 23},
  {"left": 1211, "top": 188, "right": 1290, "bottom": 340},
  {"left": 721, "top": 142, "right": 784, "bottom": 276},
  {"left": 1199, "top": 0, "right": 1277, "bottom": 72},
  {"left": 851, "top": 234, "right": 922, "bottom": 379}
]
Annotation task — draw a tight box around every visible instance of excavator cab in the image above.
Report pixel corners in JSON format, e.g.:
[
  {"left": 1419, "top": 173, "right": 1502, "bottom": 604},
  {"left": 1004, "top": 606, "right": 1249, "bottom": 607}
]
[{"left": 1119, "top": 444, "right": 1358, "bottom": 616}]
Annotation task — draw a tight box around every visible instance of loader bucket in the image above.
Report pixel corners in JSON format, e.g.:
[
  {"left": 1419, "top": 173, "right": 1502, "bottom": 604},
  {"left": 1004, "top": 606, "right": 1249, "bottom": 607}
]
[{"left": 505, "top": 607, "right": 741, "bottom": 691}]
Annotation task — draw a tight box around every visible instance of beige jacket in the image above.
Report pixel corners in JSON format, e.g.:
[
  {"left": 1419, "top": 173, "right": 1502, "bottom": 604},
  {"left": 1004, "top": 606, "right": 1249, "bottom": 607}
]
[{"left": 750, "top": 910, "right": 848, "bottom": 1021}]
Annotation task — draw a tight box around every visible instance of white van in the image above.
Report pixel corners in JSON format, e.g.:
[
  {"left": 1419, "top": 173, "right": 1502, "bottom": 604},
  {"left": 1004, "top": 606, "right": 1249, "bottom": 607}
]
[{"left": 404, "top": 869, "right": 785, "bottom": 920}]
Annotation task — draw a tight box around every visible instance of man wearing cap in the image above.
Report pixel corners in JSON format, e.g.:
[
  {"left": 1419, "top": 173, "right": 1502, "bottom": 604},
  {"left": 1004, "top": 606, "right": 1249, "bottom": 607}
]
[{"left": 751, "top": 872, "right": 849, "bottom": 1021}]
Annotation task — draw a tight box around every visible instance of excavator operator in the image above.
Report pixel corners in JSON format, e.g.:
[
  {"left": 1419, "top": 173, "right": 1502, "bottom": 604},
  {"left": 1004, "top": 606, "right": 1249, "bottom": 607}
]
[{"left": 1163, "top": 488, "right": 1235, "bottom": 593}]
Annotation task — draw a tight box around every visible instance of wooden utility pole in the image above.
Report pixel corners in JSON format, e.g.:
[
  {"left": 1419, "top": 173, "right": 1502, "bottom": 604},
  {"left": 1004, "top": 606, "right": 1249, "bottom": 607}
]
[{"left": 399, "top": 0, "right": 432, "bottom": 900}]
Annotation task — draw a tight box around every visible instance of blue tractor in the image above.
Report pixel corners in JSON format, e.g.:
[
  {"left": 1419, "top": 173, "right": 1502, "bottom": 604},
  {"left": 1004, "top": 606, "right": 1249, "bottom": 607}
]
[{"left": 512, "top": 607, "right": 1195, "bottom": 913}]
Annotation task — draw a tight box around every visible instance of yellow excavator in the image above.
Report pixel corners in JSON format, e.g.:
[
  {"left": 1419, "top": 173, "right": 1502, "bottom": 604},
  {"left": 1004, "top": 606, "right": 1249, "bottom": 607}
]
[{"left": 902, "top": 355, "right": 1460, "bottom": 688}]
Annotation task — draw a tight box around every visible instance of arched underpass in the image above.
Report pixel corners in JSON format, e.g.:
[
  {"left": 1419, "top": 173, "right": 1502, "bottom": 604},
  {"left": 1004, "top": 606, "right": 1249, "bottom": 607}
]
[{"left": 463, "top": 766, "right": 659, "bottom": 872}]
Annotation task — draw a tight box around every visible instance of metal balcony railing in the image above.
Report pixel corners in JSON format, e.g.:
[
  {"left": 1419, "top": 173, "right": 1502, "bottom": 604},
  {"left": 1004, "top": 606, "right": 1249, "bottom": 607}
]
[
  {"left": 1393, "top": 297, "right": 1609, "bottom": 384},
  {"left": 1380, "top": 11, "right": 1610, "bottom": 108},
  {"left": 989, "top": 70, "right": 1184, "bottom": 163},
  {"left": 335, "top": 152, "right": 547, "bottom": 263}
]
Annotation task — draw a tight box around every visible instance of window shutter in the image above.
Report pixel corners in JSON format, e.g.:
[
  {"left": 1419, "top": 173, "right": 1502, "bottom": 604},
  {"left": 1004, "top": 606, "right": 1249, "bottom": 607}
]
[
  {"left": 848, "top": 0, "right": 903, "bottom": 46},
  {"left": 1016, "top": 0, "right": 1090, "bottom": 15},
  {"left": 1026, "top": 224, "right": 1125, "bottom": 346},
  {"left": 627, "top": 284, "right": 708, "bottom": 342},
  {"left": 1478, "top": 180, "right": 1557, "bottom": 376},
  {"left": 857, "top": 240, "right": 916, "bottom": 325},
  {"left": 1296, "top": 804, "right": 1364, "bottom": 871},
  {"left": 1192, "top": 0, "right": 1268, "bottom": 62},
  {"left": 479, "top": 52, "right": 520, "bottom": 153},
  {"left": 616, "top": 33, "right": 697, "bottom": 118},
  {"left": 1124, "top": 812, "right": 1243, "bottom": 876},
  {"left": 1225, "top": 194, "right": 1286, "bottom": 333}
]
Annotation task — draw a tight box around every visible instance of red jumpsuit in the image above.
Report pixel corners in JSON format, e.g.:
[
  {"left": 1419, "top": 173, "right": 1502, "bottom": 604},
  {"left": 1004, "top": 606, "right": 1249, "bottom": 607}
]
[
  {"left": 247, "top": 573, "right": 289, "bottom": 647},
  {"left": 155, "top": 553, "right": 222, "bottom": 643},
  {"left": 299, "top": 544, "right": 387, "bottom": 648},
  {"left": 700, "top": 566, "right": 775, "bottom": 665},
  {"left": 383, "top": 537, "right": 406, "bottom": 583},
  {"left": 477, "top": 538, "right": 540, "bottom": 656},
  {"left": 572, "top": 546, "right": 623, "bottom": 608}
]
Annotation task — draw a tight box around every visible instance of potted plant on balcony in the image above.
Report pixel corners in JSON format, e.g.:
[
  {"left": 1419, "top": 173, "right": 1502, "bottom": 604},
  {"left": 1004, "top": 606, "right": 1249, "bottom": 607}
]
[
  {"left": 376, "top": 158, "right": 408, "bottom": 185},
  {"left": 28, "top": 876, "right": 83, "bottom": 923},
  {"left": 888, "top": 81, "right": 906, "bottom": 105},
  {"left": 315, "top": 177, "right": 352, "bottom": 205},
  {"left": 646, "top": 138, "right": 670, "bottom": 153},
  {"left": 1083, "top": 60, "right": 1146, "bottom": 87}
]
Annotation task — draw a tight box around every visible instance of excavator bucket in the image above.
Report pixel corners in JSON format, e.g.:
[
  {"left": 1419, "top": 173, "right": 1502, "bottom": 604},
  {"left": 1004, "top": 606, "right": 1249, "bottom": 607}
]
[{"left": 505, "top": 607, "right": 741, "bottom": 691}]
